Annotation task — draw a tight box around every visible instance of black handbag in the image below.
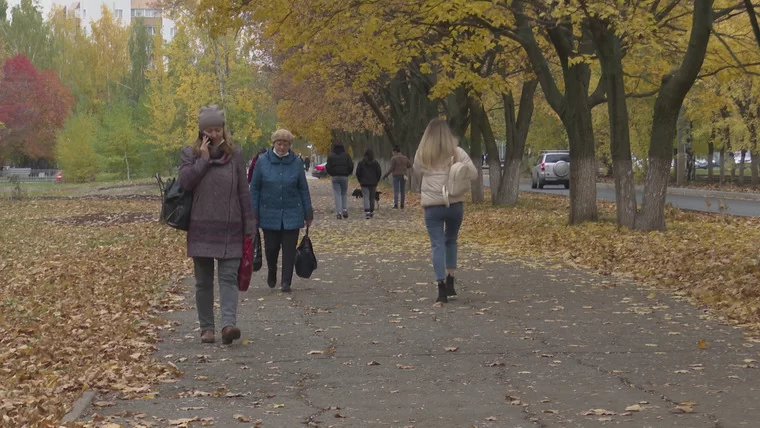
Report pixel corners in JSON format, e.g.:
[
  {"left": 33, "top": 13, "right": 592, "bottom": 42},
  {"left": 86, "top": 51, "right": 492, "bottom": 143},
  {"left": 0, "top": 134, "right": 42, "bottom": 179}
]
[
  {"left": 294, "top": 227, "right": 317, "bottom": 278},
  {"left": 156, "top": 173, "right": 192, "bottom": 231}
]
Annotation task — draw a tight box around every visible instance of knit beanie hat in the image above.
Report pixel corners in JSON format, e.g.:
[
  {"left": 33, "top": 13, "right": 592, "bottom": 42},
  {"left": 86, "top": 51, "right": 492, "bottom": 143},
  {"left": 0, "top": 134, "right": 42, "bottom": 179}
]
[{"left": 198, "top": 105, "right": 225, "bottom": 131}]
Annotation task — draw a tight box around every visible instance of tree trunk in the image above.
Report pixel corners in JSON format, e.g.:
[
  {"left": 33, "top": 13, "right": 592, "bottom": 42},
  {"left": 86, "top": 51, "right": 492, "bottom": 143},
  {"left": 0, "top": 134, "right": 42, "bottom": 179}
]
[
  {"left": 469, "top": 104, "right": 485, "bottom": 203},
  {"left": 559, "top": 79, "right": 598, "bottom": 224},
  {"left": 496, "top": 80, "right": 537, "bottom": 206},
  {"left": 592, "top": 22, "right": 636, "bottom": 228},
  {"left": 739, "top": 149, "right": 747, "bottom": 185},
  {"left": 635, "top": 0, "right": 714, "bottom": 231},
  {"left": 477, "top": 105, "right": 502, "bottom": 202},
  {"left": 676, "top": 106, "right": 688, "bottom": 187},
  {"left": 513, "top": 4, "right": 597, "bottom": 223},
  {"left": 124, "top": 151, "right": 131, "bottom": 181},
  {"left": 707, "top": 127, "right": 715, "bottom": 181},
  {"left": 719, "top": 145, "right": 726, "bottom": 185}
]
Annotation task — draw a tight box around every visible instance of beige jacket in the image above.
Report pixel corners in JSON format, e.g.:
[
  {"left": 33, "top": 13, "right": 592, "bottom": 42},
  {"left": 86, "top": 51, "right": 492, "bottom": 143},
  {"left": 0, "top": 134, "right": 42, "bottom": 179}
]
[{"left": 414, "top": 147, "right": 478, "bottom": 207}]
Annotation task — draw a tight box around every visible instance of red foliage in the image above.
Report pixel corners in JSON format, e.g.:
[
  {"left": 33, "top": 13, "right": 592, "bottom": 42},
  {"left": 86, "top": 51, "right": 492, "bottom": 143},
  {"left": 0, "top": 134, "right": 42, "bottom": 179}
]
[{"left": 0, "top": 55, "right": 74, "bottom": 164}]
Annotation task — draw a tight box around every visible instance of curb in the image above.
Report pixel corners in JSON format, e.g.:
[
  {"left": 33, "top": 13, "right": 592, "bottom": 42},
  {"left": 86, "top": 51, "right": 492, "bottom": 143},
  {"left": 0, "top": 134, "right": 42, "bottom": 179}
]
[
  {"left": 596, "top": 182, "right": 760, "bottom": 201},
  {"left": 61, "top": 390, "right": 96, "bottom": 423}
]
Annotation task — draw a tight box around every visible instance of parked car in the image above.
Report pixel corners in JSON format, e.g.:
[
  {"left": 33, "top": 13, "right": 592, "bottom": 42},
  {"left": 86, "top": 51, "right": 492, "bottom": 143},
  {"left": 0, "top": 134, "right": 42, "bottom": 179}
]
[
  {"left": 311, "top": 162, "right": 328, "bottom": 178},
  {"left": 734, "top": 151, "right": 752, "bottom": 164},
  {"left": 531, "top": 150, "right": 570, "bottom": 189}
]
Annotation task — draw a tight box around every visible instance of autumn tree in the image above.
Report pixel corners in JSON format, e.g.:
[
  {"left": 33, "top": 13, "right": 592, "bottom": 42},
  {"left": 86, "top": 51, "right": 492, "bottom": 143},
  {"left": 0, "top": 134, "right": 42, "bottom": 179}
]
[
  {"left": 55, "top": 113, "right": 99, "bottom": 181},
  {"left": 0, "top": 0, "right": 53, "bottom": 70},
  {"left": 0, "top": 55, "right": 73, "bottom": 166}
]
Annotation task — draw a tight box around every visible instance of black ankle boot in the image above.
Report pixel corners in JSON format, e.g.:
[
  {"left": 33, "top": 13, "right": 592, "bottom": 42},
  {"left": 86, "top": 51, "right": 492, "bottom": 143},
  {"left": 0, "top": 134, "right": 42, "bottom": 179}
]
[
  {"left": 267, "top": 270, "right": 277, "bottom": 288},
  {"left": 446, "top": 274, "right": 457, "bottom": 296},
  {"left": 436, "top": 281, "right": 448, "bottom": 303}
]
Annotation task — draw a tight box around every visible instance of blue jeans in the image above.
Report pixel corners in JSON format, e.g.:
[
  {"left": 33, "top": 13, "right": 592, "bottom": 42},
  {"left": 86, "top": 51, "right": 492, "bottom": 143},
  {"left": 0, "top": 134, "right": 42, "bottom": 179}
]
[
  {"left": 423, "top": 202, "right": 464, "bottom": 281},
  {"left": 331, "top": 176, "right": 348, "bottom": 213},
  {"left": 392, "top": 175, "right": 406, "bottom": 207},
  {"left": 361, "top": 185, "right": 376, "bottom": 212}
]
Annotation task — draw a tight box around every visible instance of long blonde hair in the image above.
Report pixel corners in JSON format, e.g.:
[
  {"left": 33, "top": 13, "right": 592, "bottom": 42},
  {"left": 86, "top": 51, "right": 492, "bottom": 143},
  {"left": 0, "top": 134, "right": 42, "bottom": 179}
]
[
  {"left": 193, "top": 129, "right": 233, "bottom": 156},
  {"left": 415, "top": 118, "right": 457, "bottom": 170}
]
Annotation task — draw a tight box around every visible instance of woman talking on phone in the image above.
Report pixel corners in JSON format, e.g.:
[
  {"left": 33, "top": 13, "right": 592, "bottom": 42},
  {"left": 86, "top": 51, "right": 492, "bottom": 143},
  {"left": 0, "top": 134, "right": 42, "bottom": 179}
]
[{"left": 179, "top": 105, "right": 254, "bottom": 345}]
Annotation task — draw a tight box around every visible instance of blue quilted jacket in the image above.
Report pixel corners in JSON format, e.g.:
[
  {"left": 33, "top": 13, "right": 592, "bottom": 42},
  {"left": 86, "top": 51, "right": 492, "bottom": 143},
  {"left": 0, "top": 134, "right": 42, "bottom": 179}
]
[{"left": 250, "top": 149, "right": 313, "bottom": 230}]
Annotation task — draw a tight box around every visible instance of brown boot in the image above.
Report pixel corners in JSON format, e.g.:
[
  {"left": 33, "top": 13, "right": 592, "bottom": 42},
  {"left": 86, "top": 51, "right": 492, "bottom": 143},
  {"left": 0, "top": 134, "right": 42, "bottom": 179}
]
[
  {"left": 221, "top": 326, "right": 241, "bottom": 345},
  {"left": 200, "top": 330, "right": 215, "bottom": 344}
]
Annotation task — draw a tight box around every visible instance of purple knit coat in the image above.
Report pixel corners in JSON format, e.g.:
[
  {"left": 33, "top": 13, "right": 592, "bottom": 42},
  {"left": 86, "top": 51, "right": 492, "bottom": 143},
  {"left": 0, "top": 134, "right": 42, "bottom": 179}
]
[{"left": 179, "top": 145, "right": 254, "bottom": 259}]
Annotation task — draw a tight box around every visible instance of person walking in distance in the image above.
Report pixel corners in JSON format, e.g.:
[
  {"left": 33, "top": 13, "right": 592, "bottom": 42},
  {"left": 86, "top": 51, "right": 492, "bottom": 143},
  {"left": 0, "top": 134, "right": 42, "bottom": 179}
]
[
  {"left": 325, "top": 141, "right": 353, "bottom": 219},
  {"left": 247, "top": 147, "right": 267, "bottom": 184},
  {"left": 381, "top": 145, "right": 413, "bottom": 209},
  {"left": 413, "top": 119, "right": 477, "bottom": 304},
  {"left": 355, "top": 148, "right": 382, "bottom": 219},
  {"left": 250, "top": 129, "right": 313, "bottom": 292},
  {"left": 179, "top": 105, "right": 254, "bottom": 344}
]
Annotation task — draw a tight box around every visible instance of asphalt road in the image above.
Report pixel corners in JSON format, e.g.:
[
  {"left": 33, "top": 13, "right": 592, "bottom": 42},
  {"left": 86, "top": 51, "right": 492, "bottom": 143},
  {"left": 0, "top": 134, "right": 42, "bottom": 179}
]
[{"left": 483, "top": 173, "right": 760, "bottom": 217}]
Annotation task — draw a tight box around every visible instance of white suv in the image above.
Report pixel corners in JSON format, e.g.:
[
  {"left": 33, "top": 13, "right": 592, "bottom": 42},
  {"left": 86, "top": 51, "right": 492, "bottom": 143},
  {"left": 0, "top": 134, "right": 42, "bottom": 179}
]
[{"left": 531, "top": 150, "right": 570, "bottom": 189}]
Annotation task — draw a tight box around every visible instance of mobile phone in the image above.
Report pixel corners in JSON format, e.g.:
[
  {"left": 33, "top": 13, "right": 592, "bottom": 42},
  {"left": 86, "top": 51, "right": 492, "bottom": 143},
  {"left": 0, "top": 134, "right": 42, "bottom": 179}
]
[{"left": 198, "top": 131, "right": 205, "bottom": 141}]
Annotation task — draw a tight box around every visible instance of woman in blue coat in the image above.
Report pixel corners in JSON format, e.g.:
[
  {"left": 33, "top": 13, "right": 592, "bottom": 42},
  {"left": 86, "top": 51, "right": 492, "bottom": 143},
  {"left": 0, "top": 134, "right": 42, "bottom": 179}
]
[{"left": 250, "top": 129, "right": 314, "bottom": 292}]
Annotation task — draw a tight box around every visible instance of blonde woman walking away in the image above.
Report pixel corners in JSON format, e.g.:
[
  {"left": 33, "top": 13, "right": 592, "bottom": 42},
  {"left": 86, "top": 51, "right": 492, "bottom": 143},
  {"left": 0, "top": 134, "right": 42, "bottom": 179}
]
[{"left": 414, "top": 118, "right": 477, "bottom": 304}]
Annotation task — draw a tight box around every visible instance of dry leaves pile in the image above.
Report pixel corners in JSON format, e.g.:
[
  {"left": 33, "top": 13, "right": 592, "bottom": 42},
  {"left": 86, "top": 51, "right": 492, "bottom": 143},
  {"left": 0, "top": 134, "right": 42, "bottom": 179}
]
[
  {"left": 462, "top": 193, "right": 760, "bottom": 329},
  {"left": 0, "top": 197, "right": 190, "bottom": 425}
]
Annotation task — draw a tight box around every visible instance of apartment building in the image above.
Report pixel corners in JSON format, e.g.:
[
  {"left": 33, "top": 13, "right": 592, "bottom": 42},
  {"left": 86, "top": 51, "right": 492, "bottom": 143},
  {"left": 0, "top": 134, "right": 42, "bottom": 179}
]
[{"left": 57, "top": 0, "right": 175, "bottom": 41}]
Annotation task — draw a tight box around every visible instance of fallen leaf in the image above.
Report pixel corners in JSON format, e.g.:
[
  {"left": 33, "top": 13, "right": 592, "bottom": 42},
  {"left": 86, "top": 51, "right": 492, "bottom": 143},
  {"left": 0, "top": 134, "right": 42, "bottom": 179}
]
[
  {"left": 396, "top": 364, "right": 416, "bottom": 370},
  {"left": 444, "top": 347, "right": 459, "bottom": 352},
  {"left": 308, "top": 350, "right": 325, "bottom": 355},
  {"left": 583, "top": 409, "right": 617, "bottom": 416},
  {"left": 233, "top": 414, "right": 252, "bottom": 422},
  {"left": 367, "top": 361, "right": 381, "bottom": 366},
  {"left": 625, "top": 404, "right": 643, "bottom": 412},
  {"left": 169, "top": 418, "right": 199, "bottom": 426}
]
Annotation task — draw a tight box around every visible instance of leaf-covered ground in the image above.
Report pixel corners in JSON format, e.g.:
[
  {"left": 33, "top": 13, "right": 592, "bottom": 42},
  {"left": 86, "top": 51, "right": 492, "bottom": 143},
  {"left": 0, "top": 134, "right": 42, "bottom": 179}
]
[
  {"left": 1, "top": 180, "right": 759, "bottom": 425},
  {"left": 0, "top": 195, "right": 191, "bottom": 426},
  {"left": 460, "top": 193, "right": 760, "bottom": 329}
]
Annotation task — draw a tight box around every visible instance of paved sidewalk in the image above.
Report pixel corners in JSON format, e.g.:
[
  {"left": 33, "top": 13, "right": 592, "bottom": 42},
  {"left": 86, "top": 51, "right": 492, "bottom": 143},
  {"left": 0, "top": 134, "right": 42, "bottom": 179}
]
[{"left": 81, "top": 180, "right": 760, "bottom": 427}]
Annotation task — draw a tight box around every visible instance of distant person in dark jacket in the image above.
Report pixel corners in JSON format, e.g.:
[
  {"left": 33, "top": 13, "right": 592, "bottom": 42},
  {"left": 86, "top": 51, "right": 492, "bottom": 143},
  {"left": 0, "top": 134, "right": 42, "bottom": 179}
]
[
  {"left": 356, "top": 148, "right": 382, "bottom": 219},
  {"left": 250, "top": 129, "right": 313, "bottom": 292},
  {"left": 303, "top": 156, "right": 311, "bottom": 171},
  {"left": 381, "top": 145, "right": 413, "bottom": 209},
  {"left": 179, "top": 105, "right": 254, "bottom": 345},
  {"left": 247, "top": 147, "right": 267, "bottom": 183},
  {"left": 325, "top": 142, "right": 353, "bottom": 219}
]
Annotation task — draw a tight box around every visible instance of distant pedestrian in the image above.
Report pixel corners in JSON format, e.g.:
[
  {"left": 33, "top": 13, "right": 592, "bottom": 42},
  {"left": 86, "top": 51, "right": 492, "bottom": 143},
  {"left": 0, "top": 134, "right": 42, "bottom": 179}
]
[
  {"left": 304, "top": 156, "right": 311, "bottom": 171},
  {"left": 179, "top": 105, "right": 254, "bottom": 344},
  {"left": 247, "top": 147, "right": 267, "bottom": 183},
  {"left": 325, "top": 141, "right": 353, "bottom": 219},
  {"left": 250, "top": 129, "right": 313, "bottom": 292},
  {"left": 382, "top": 145, "right": 413, "bottom": 209},
  {"left": 355, "top": 148, "right": 382, "bottom": 219},
  {"left": 414, "top": 118, "right": 477, "bottom": 304}
]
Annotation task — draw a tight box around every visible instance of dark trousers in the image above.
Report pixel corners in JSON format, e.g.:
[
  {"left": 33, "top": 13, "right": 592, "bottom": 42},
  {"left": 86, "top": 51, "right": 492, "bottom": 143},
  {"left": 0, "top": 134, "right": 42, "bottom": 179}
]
[
  {"left": 392, "top": 175, "right": 406, "bottom": 207},
  {"left": 262, "top": 228, "right": 299, "bottom": 285}
]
